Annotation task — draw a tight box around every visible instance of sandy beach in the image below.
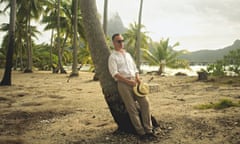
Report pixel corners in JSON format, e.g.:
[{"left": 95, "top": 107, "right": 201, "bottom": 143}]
[{"left": 0, "top": 70, "right": 239, "bottom": 144}]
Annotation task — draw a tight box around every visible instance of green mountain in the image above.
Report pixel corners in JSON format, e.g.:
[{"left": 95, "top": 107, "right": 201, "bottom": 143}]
[
  {"left": 179, "top": 39, "right": 240, "bottom": 64},
  {"left": 107, "top": 13, "right": 127, "bottom": 37}
]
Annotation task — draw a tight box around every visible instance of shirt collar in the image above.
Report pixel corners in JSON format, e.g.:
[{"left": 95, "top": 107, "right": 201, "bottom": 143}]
[{"left": 113, "top": 49, "right": 126, "bottom": 54}]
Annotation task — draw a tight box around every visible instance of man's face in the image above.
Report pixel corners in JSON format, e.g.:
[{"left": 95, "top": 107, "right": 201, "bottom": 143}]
[{"left": 113, "top": 35, "right": 124, "bottom": 51}]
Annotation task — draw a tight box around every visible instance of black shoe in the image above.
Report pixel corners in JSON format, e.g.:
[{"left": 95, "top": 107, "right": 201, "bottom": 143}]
[{"left": 139, "top": 133, "right": 158, "bottom": 141}]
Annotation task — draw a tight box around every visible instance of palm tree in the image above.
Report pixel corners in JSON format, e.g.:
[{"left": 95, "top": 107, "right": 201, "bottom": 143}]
[
  {"left": 136, "top": 0, "right": 143, "bottom": 71},
  {"left": 78, "top": 44, "right": 92, "bottom": 65},
  {"left": 79, "top": 0, "right": 158, "bottom": 133},
  {"left": 16, "top": 0, "right": 44, "bottom": 73},
  {"left": 42, "top": 0, "right": 64, "bottom": 72},
  {"left": 42, "top": 0, "right": 85, "bottom": 73},
  {"left": 71, "top": 0, "right": 79, "bottom": 76},
  {"left": 41, "top": 0, "right": 56, "bottom": 70},
  {"left": 61, "top": 0, "right": 85, "bottom": 74},
  {"left": 142, "top": 38, "right": 189, "bottom": 75},
  {"left": 0, "top": 0, "right": 16, "bottom": 85},
  {"left": 56, "top": 0, "right": 65, "bottom": 73},
  {"left": 1, "top": 21, "right": 40, "bottom": 70},
  {"left": 41, "top": 0, "right": 66, "bottom": 73},
  {"left": 33, "top": 43, "right": 58, "bottom": 70},
  {"left": 0, "top": 0, "right": 42, "bottom": 71},
  {"left": 123, "top": 22, "right": 150, "bottom": 61}
]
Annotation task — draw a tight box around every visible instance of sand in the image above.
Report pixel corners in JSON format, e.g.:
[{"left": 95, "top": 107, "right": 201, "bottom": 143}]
[{"left": 0, "top": 70, "right": 239, "bottom": 144}]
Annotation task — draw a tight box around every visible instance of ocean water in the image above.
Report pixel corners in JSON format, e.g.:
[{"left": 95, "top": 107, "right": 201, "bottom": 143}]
[
  {"left": 141, "top": 65, "right": 207, "bottom": 76},
  {"left": 76, "top": 64, "right": 237, "bottom": 76},
  {"left": 77, "top": 64, "right": 207, "bottom": 76}
]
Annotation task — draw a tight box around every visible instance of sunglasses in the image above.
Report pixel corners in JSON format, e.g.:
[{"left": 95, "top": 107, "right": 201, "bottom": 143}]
[{"left": 116, "top": 40, "right": 124, "bottom": 44}]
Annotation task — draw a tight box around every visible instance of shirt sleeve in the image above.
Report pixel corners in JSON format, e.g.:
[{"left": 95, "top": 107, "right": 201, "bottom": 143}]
[{"left": 108, "top": 55, "right": 119, "bottom": 78}]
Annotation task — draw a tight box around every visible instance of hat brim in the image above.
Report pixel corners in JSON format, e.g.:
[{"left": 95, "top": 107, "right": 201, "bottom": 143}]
[{"left": 133, "top": 83, "right": 149, "bottom": 97}]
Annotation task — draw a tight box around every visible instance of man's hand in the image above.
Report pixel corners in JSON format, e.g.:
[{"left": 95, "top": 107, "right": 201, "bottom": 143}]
[
  {"left": 127, "top": 80, "right": 137, "bottom": 87},
  {"left": 135, "top": 73, "right": 141, "bottom": 84},
  {"left": 114, "top": 74, "right": 138, "bottom": 87}
]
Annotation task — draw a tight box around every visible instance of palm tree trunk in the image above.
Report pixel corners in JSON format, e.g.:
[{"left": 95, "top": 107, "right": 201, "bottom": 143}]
[
  {"left": 14, "top": 52, "right": 18, "bottom": 70},
  {"left": 0, "top": 0, "right": 16, "bottom": 86},
  {"left": 24, "top": 4, "right": 33, "bottom": 73},
  {"left": 28, "top": 19, "right": 33, "bottom": 72},
  {"left": 71, "top": 0, "right": 79, "bottom": 76},
  {"left": 57, "top": 0, "right": 61, "bottom": 73},
  {"left": 103, "top": 0, "right": 108, "bottom": 35},
  {"left": 79, "top": 0, "right": 158, "bottom": 133},
  {"left": 159, "top": 60, "right": 166, "bottom": 75},
  {"left": 50, "top": 29, "right": 54, "bottom": 71},
  {"left": 20, "top": 45, "right": 23, "bottom": 71},
  {"left": 56, "top": 0, "right": 66, "bottom": 74},
  {"left": 136, "top": 0, "right": 143, "bottom": 73},
  {"left": 61, "top": 32, "right": 69, "bottom": 55}
]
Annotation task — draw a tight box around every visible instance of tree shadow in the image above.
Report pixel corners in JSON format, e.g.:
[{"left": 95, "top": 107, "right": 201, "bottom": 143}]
[{"left": 68, "top": 120, "right": 174, "bottom": 144}]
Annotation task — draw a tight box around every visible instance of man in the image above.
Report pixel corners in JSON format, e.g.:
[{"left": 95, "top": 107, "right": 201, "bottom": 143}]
[{"left": 108, "top": 33, "right": 156, "bottom": 140}]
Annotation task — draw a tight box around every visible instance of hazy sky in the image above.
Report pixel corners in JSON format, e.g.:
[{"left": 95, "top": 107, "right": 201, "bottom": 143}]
[
  {"left": 97, "top": 0, "right": 240, "bottom": 51},
  {"left": 0, "top": 0, "right": 239, "bottom": 52}
]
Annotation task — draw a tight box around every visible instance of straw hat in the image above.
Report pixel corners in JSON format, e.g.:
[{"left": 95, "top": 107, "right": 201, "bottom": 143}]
[{"left": 133, "top": 82, "right": 149, "bottom": 97}]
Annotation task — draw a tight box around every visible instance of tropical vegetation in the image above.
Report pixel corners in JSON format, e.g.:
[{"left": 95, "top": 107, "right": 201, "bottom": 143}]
[
  {"left": 0, "top": 0, "right": 87, "bottom": 74},
  {"left": 0, "top": 0, "right": 190, "bottom": 77},
  {"left": 207, "top": 48, "right": 240, "bottom": 76},
  {"left": 142, "top": 38, "right": 189, "bottom": 74},
  {"left": 123, "top": 22, "right": 150, "bottom": 61}
]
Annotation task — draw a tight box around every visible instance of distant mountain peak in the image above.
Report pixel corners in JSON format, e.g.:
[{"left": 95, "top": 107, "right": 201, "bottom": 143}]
[
  {"left": 233, "top": 39, "right": 240, "bottom": 45},
  {"left": 179, "top": 39, "right": 240, "bottom": 63}
]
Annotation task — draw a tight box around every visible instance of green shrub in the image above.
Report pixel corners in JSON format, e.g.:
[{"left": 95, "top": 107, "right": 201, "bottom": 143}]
[
  {"left": 207, "top": 60, "right": 225, "bottom": 76},
  {"left": 195, "top": 99, "right": 240, "bottom": 110}
]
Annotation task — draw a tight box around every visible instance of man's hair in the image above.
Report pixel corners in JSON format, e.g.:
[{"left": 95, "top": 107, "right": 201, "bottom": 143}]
[{"left": 112, "top": 33, "right": 120, "bottom": 41}]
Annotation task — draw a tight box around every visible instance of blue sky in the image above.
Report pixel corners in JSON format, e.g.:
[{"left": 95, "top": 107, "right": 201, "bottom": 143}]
[{"left": 0, "top": 0, "right": 240, "bottom": 52}]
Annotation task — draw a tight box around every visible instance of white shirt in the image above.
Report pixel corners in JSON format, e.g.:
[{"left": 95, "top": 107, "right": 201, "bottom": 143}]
[{"left": 108, "top": 50, "right": 139, "bottom": 79}]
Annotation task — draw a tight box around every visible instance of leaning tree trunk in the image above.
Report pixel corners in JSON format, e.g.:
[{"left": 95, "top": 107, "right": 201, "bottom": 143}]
[
  {"left": 0, "top": 0, "right": 16, "bottom": 86},
  {"left": 79, "top": 0, "right": 158, "bottom": 133}
]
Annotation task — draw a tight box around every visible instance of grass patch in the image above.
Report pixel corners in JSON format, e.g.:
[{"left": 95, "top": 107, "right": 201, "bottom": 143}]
[
  {"left": 206, "top": 76, "right": 240, "bottom": 86},
  {"left": 195, "top": 99, "right": 240, "bottom": 110}
]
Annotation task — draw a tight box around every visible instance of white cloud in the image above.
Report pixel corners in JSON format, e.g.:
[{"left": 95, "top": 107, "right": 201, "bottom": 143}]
[{"left": 97, "top": 0, "right": 240, "bottom": 51}]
